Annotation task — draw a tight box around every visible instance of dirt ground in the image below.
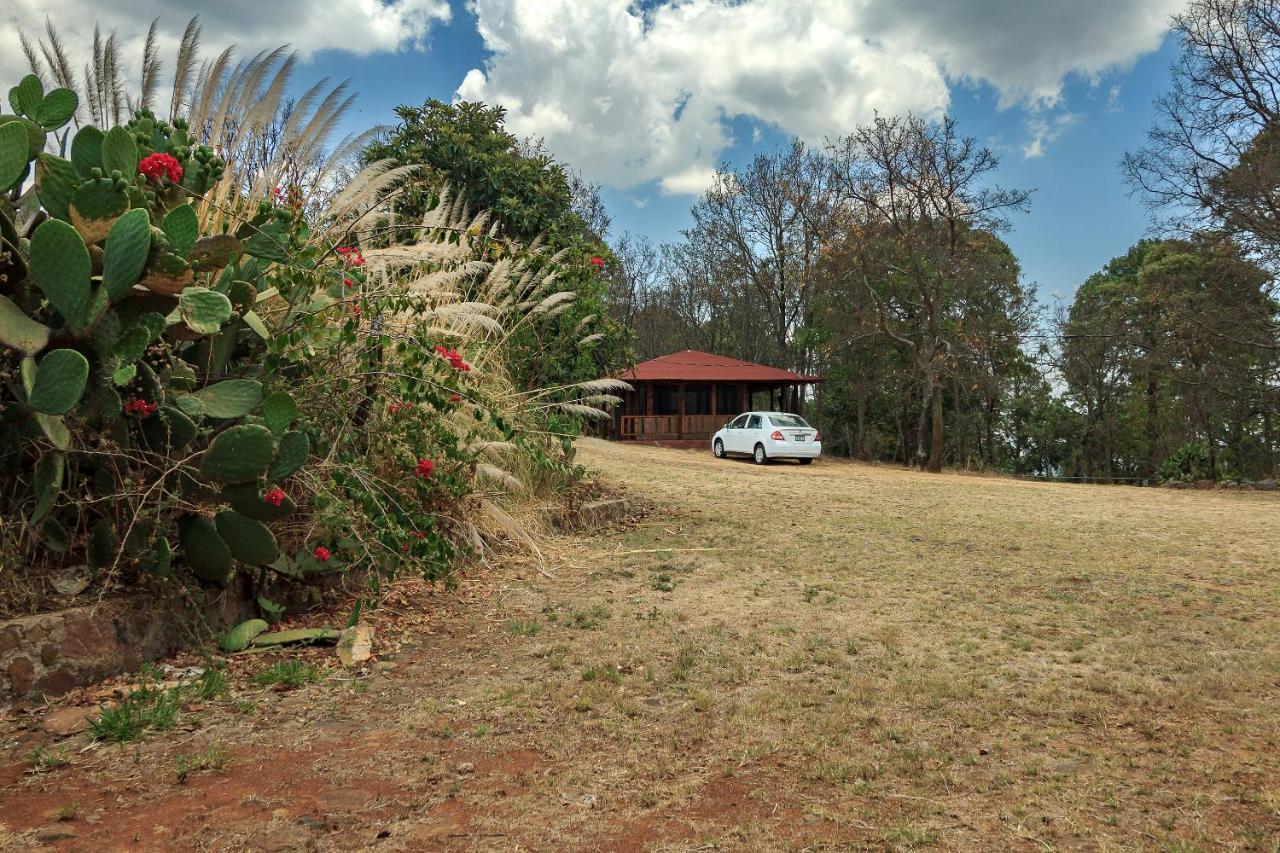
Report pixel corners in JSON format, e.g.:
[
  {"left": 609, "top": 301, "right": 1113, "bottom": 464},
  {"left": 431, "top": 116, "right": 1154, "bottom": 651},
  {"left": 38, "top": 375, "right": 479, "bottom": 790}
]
[{"left": 1, "top": 438, "right": 1278, "bottom": 851}]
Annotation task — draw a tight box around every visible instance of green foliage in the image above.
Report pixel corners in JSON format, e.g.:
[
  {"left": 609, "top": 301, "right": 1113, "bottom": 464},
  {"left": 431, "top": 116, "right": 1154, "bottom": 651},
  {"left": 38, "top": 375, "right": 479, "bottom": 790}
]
[
  {"left": 249, "top": 660, "right": 324, "bottom": 687},
  {"left": 90, "top": 680, "right": 182, "bottom": 743},
  {"left": 363, "top": 99, "right": 624, "bottom": 389},
  {"left": 1158, "top": 441, "right": 1235, "bottom": 483}
]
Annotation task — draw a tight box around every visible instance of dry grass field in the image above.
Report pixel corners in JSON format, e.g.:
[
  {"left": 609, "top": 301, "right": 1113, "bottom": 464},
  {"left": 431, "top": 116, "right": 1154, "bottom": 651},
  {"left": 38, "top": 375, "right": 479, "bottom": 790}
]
[{"left": 2, "top": 438, "right": 1278, "bottom": 850}]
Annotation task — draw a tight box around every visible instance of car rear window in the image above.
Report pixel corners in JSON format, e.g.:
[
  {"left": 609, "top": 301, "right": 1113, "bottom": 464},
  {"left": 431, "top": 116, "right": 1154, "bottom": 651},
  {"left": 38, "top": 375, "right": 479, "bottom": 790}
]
[{"left": 768, "top": 414, "right": 810, "bottom": 428}]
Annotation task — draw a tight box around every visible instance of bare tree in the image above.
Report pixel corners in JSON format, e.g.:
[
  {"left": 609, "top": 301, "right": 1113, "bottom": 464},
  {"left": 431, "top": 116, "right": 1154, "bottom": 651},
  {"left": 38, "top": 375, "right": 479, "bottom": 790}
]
[
  {"left": 685, "top": 141, "right": 835, "bottom": 370},
  {"left": 1124, "top": 0, "right": 1280, "bottom": 259}
]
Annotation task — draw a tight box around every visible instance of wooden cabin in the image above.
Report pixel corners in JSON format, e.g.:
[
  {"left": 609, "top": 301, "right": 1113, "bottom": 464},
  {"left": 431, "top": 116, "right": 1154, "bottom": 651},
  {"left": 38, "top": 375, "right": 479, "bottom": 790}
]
[{"left": 607, "top": 350, "right": 820, "bottom": 444}]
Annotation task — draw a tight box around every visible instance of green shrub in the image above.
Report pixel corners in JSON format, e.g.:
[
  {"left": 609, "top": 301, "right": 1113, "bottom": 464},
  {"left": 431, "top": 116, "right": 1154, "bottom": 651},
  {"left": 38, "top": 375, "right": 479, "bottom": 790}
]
[{"left": 1158, "top": 441, "right": 1236, "bottom": 483}]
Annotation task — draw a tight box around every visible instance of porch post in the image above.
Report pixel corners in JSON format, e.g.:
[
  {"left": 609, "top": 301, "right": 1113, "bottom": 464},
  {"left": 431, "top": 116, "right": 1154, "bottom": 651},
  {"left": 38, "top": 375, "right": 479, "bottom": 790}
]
[
  {"left": 710, "top": 381, "right": 718, "bottom": 419},
  {"left": 678, "top": 381, "right": 686, "bottom": 437},
  {"left": 646, "top": 382, "right": 653, "bottom": 415}
]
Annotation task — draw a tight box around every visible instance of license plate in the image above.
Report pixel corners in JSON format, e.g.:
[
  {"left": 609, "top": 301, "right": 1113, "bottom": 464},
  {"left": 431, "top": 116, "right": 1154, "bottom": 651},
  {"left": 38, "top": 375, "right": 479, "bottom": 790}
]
[{"left": 792, "top": 434, "right": 805, "bottom": 442}]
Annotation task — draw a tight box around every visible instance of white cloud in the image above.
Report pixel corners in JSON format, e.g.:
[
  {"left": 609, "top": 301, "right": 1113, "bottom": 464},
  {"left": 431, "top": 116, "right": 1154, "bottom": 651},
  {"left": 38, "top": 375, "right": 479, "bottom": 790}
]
[
  {"left": 1023, "top": 112, "right": 1081, "bottom": 159},
  {"left": 1, "top": 0, "right": 450, "bottom": 98},
  {"left": 459, "top": 0, "right": 1183, "bottom": 194}
]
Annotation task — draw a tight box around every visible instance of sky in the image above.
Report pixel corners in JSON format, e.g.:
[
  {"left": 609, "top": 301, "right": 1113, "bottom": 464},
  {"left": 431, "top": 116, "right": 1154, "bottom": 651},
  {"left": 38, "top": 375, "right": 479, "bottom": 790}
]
[{"left": 1, "top": 0, "right": 1188, "bottom": 303}]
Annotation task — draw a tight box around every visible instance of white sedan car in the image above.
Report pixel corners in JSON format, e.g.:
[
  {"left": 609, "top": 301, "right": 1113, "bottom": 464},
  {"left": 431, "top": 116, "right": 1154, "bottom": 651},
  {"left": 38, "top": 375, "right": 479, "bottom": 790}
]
[{"left": 711, "top": 411, "right": 822, "bottom": 465}]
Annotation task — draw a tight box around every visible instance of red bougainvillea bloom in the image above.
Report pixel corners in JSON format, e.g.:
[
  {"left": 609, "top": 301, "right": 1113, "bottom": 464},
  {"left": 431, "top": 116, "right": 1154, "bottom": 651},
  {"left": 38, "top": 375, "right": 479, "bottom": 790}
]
[
  {"left": 449, "top": 393, "right": 462, "bottom": 403},
  {"left": 343, "top": 277, "right": 355, "bottom": 288},
  {"left": 336, "top": 245, "right": 366, "bottom": 267},
  {"left": 262, "top": 488, "right": 286, "bottom": 507},
  {"left": 412, "top": 530, "right": 427, "bottom": 539},
  {"left": 313, "top": 546, "right": 331, "bottom": 562},
  {"left": 414, "top": 458, "right": 435, "bottom": 479},
  {"left": 350, "top": 305, "right": 362, "bottom": 317},
  {"left": 589, "top": 256, "right": 605, "bottom": 268},
  {"left": 124, "top": 399, "right": 158, "bottom": 417},
  {"left": 138, "top": 153, "right": 183, "bottom": 184},
  {"left": 433, "top": 344, "right": 471, "bottom": 372}
]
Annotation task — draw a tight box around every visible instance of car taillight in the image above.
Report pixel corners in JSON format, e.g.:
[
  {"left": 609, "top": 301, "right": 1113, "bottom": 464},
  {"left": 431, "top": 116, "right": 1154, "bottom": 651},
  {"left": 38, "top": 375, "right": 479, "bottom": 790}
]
[
  {"left": 770, "top": 430, "right": 785, "bottom": 441},
  {"left": 813, "top": 431, "right": 821, "bottom": 441}
]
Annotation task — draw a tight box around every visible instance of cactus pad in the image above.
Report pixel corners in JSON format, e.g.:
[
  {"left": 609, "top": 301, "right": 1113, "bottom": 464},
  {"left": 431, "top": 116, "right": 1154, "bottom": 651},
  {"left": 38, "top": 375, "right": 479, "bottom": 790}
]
[
  {"left": 215, "top": 510, "right": 280, "bottom": 565},
  {"left": 177, "top": 287, "right": 233, "bottom": 334},
  {"left": 100, "top": 126, "right": 139, "bottom": 177},
  {"left": 0, "top": 295, "right": 51, "bottom": 356},
  {"left": 31, "top": 451, "right": 65, "bottom": 524},
  {"left": 178, "top": 514, "right": 235, "bottom": 584},
  {"left": 27, "top": 349, "right": 89, "bottom": 415},
  {"left": 219, "top": 619, "right": 270, "bottom": 652},
  {"left": 29, "top": 218, "right": 92, "bottom": 325},
  {"left": 70, "top": 177, "right": 130, "bottom": 243},
  {"left": 191, "top": 235, "right": 243, "bottom": 272},
  {"left": 162, "top": 204, "right": 199, "bottom": 257},
  {"left": 70, "top": 126, "right": 103, "bottom": 176},
  {"left": 222, "top": 482, "right": 296, "bottom": 521},
  {"left": 192, "top": 379, "right": 263, "bottom": 419},
  {"left": 101, "top": 209, "right": 152, "bottom": 301},
  {"left": 35, "top": 153, "right": 79, "bottom": 222},
  {"left": 250, "top": 628, "right": 340, "bottom": 647},
  {"left": 261, "top": 391, "right": 297, "bottom": 434},
  {"left": 267, "top": 430, "right": 310, "bottom": 481},
  {"left": 0, "top": 120, "right": 29, "bottom": 191},
  {"left": 200, "top": 424, "right": 277, "bottom": 483},
  {"left": 34, "top": 88, "right": 77, "bottom": 131}
]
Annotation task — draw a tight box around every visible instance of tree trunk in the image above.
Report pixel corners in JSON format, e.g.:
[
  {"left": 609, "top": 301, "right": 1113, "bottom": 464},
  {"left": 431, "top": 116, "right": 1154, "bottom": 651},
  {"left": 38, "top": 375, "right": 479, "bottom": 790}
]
[
  {"left": 855, "top": 391, "right": 867, "bottom": 459},
  {"left": 927, "top": 380, "right": 943, "bottom": 473},
  {"left": 1263, "top": 406, "right": 1276, "bottom": 479},
  {"left": 1145, "top": 366, "right": 1160, "bottom": 479}
]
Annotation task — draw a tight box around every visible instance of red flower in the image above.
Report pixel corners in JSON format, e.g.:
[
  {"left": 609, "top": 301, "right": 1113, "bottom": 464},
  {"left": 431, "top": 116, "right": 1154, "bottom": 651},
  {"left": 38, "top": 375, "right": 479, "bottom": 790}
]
[
  {"left": 589, "top": 256, "right": 605, "bottom": 269},
  {"left": 124, "top": 399, "right": 158, "bottom": 417},
  {"left": 313, "top": 546, "right": 331, "bottom": 562},
  {"left": 262, "top": 488, "right": 286, "bottom": 507},
  {"left": 350, "top": 304, "right": 362, "bottom": 317},
  {"left": 138, "top": 153, "right": 183, "bottom": 184},
  {"left": 412, "top": 530, "right": 426, "bottom": 539},
  {"left": 449, "top": 393, "right": 462, "bottom": 403},
  {"left": 343, "top": 277, "right": 355, "bottom": 289},
  {"left": 414, "top": 458, "right": 435, "bottom": 479}
]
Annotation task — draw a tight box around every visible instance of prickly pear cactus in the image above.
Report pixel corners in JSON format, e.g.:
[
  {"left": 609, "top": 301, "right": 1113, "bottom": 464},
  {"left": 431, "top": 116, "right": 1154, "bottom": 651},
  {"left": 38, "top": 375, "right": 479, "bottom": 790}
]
[{"left": 0, "top": 78, "right": 317, "bottom": 597}]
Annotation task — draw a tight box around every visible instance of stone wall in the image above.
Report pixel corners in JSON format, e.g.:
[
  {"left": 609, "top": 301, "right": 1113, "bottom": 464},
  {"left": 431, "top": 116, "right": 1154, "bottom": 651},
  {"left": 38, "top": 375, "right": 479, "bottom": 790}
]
[
  {"left": 1, "top": 579, "right": 256, "bottom": 705},
  {"left": 2, "top": 496, "right": 636, "bottom": 705}
]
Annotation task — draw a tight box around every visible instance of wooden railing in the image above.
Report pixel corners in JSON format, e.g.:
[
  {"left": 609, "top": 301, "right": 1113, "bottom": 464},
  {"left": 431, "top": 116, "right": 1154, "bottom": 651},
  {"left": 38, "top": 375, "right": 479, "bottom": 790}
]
[{"left": 618, "top": 414, "right": 727, "bottom": 440}]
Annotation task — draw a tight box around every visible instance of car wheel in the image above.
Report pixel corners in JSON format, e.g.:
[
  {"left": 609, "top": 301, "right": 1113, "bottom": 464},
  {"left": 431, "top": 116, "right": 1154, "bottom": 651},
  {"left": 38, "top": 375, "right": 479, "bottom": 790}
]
[
  {"left": 713, "top": 439, "right": 725, "bottom": 459},
  {"left": 753, "top": 443, "right": 768, "bottom": 465},
  {"left": 798, "top": 458, "right": 813, "bottom": 465}
]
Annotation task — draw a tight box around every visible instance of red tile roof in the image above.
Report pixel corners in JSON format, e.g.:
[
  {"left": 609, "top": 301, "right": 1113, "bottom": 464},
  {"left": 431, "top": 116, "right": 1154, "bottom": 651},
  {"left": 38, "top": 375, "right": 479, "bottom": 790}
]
[{"left": 618, "top": 350, "right": 820, "bottom": 383}]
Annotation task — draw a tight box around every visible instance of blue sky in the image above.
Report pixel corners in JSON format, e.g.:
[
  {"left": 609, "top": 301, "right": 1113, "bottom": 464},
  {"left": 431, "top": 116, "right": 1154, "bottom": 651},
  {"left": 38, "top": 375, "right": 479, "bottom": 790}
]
[
  {"left": 284, "top": 1, "right": 1182, "bottom": 305},
  {"left": 2, "top": 0, "right": 1184, "bottom": 303}
]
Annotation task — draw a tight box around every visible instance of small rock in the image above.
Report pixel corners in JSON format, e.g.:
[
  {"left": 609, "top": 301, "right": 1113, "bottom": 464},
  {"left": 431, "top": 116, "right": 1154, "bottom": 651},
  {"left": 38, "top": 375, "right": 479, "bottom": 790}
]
[
  {"left": 336, "top": 623, "right": 375, "bottom": 667},
  {"left": 455, "top": 762, "right": 475, "bottom": 775},
  {"left": 41, "top": 706, "right": 96, "bottom": 737},
  {"left": 49, "top": 567, "right": 90, "bottom": 596},
  {"left": 1259, "top": 478, "right": 1277, "bottom": 491},
  {"left": 258, "top": 826, "right": 315, "bottom": 852},
  {"left": 34, "top": 826, "right": 78, "bottom": 843}
]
